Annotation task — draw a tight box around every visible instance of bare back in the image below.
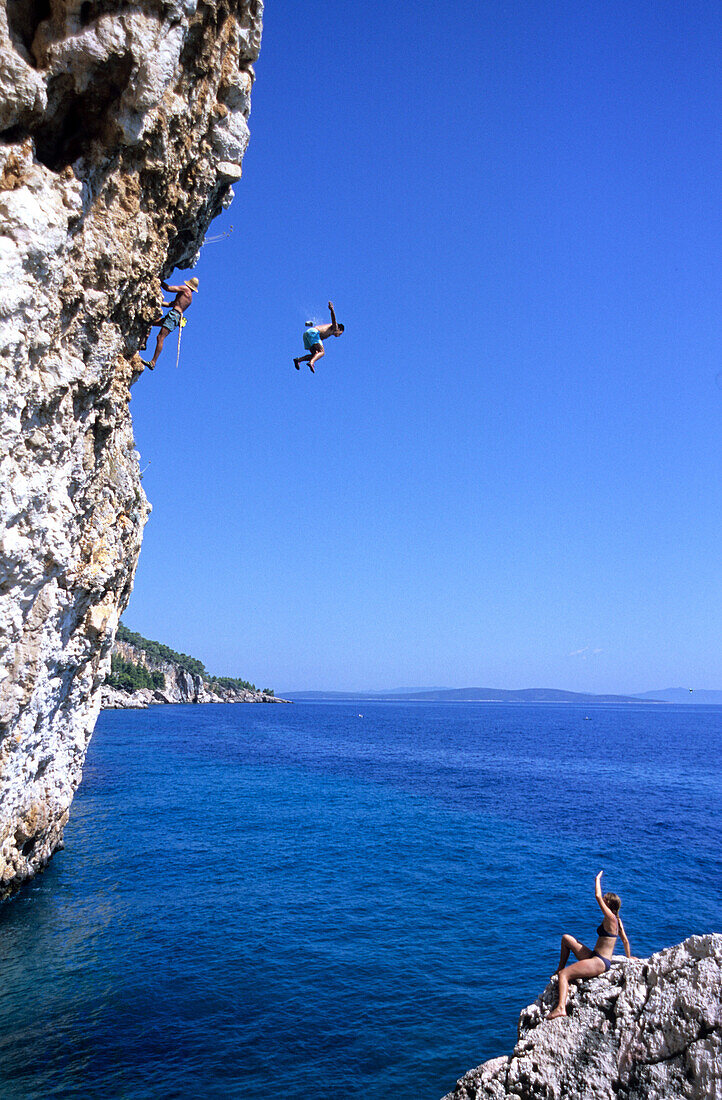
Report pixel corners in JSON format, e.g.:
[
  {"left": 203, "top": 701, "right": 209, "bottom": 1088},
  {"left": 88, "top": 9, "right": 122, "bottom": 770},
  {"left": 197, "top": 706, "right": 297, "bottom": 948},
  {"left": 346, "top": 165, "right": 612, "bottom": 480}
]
[
  {"left": 164, "top": 284, "right": 194, "bottom": 313},
  {"left": 171, "top": 288, "right": 193, "bottom": 313}
]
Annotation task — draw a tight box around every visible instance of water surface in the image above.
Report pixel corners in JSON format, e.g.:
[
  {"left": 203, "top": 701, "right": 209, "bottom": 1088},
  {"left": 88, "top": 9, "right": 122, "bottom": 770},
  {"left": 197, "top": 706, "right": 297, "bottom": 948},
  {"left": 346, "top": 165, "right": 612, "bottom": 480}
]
[{"left": 1, "top": 702, "right": 720, "bottom": 1098}]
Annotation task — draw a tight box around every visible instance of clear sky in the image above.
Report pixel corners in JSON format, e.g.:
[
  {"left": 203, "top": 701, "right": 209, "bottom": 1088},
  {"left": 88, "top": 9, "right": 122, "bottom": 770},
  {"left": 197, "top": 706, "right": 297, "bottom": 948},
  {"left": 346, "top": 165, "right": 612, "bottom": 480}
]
[{"left": 125, "top": 0, "right": 722, "bottom": 693}]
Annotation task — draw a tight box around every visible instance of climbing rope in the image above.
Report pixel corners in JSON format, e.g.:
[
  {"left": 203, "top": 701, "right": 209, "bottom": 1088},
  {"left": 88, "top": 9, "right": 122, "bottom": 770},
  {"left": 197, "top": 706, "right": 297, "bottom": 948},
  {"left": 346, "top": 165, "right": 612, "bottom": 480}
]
[{"left": 204, "top": 225, "right": 234, "bottom": 244}]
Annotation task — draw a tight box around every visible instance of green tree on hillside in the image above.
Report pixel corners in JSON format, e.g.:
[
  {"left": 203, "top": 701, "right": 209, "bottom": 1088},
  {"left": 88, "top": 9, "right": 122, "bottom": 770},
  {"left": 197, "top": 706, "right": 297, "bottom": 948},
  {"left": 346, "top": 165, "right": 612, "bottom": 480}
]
[
  {"left": 107, "top": 654, "right": 165, "bottom": 692},
  {"left": 208, "top": 676, "right": 257, "bottom": 692},
  {"left": 108, "top": 622, "right": 274, "bottom": 697},
  {"left": 116, "top": 623, "right": 206, "bottom": 677}
]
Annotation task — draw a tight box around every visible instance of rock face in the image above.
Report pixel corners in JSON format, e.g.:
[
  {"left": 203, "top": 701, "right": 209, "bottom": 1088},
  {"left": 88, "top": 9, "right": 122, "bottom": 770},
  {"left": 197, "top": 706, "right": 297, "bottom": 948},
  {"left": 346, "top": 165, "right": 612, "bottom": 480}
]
[
  {"left": 443, "top": 934, "right": 722, "bottom": 1100},
  {"left": 100, "top": 681, "right": 284, "bottom": 707},
  {"left": 0, "top": 0, "right": 263, "bottom": 899},
  {"left": 100, "top": 682, "right": 280, "bottom": 707}
]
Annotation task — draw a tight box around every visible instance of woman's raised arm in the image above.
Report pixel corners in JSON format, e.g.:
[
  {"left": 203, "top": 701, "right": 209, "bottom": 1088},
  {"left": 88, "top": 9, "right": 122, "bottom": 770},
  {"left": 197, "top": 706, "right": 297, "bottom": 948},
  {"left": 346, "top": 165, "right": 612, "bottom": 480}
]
[{"left": 594, "top": 871, "right": 617, "bottom": 921}]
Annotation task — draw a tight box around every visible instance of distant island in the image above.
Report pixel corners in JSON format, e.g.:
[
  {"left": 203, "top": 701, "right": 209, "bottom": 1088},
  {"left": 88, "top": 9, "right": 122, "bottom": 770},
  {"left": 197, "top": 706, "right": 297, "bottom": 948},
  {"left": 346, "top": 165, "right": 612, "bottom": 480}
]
[
  {"left": 285, "top": 686, "right": 722, "bottom": 704},
  {"left": 103, "top": 627, "right": 722, "bottom": 710},
  {"left": 633, "top": 688, "right": 722, "bottom": 704}
]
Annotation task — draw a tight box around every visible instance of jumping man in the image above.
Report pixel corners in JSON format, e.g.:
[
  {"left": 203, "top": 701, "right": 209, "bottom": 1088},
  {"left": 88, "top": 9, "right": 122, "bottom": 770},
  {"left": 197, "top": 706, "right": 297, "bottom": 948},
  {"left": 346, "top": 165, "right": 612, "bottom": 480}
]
[
  {"left": 294, "top": 301, "right": 344, "bottom": 373},
  {"left": 141, "top": 277, "right": 199, "bottom": 370}
]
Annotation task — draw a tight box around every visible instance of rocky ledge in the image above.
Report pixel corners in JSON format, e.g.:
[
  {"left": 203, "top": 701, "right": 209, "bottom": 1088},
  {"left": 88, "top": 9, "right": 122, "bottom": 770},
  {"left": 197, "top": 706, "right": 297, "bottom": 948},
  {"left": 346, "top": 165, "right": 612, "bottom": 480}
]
[
  {"left": 101, "top": 683, "right": 285, "bottom": 708},
  {"left": 443, "top": 934, "right": 722, "bottom": 1100}
]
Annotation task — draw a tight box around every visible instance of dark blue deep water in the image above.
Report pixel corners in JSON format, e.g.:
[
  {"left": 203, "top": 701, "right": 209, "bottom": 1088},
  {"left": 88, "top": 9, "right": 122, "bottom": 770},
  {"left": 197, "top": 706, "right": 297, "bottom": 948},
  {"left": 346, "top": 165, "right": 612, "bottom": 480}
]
[{"left": 1, "top": 702, "right": 721, "bottom": 1099}]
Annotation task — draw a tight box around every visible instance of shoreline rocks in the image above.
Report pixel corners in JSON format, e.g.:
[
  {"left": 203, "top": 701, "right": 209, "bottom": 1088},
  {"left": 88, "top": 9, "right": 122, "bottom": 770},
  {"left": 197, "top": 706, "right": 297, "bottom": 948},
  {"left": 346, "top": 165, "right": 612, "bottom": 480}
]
[
  {"left": 100, "top": 684, "right": 289, "bottom": 709},
  {"left": 442, "top": 934, "right": 722, "bottom": 1100}
]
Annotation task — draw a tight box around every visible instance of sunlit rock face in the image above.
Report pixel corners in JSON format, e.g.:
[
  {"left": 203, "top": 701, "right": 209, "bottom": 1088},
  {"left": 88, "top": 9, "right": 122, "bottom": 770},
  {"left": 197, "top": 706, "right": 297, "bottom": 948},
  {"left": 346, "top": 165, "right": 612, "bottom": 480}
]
[
  {"left": 0, "top": 0, "right": 262, "bottom": 899},
  {"left": 442, "top": 934, "right": 722, "bottom": 1100}
]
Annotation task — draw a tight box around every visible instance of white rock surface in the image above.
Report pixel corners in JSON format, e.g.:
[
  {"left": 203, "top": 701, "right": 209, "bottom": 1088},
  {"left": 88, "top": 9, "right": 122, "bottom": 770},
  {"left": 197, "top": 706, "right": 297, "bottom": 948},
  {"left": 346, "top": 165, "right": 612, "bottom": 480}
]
[
  {"left": 0, "top": 0, "right": 263, "bottom": 899},
  {"left": 442, "top": 934, "right": 722, "bottom": 1100}
]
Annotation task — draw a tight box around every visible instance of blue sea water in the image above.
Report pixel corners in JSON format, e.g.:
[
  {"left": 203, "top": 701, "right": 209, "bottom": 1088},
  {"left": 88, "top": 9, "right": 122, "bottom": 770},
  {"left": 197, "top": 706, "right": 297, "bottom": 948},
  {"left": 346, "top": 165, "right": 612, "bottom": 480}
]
[{"left": 1, "top": 701, "right": 720, "bottom": 1099}]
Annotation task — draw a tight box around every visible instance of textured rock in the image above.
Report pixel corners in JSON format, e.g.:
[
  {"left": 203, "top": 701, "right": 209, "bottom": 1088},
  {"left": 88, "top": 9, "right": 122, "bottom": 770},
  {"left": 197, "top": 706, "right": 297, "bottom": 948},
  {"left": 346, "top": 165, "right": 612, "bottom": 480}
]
[
  {"left": 0, "top": 0, "right": 263, "bottom": 899},
  {"left": 442, "top": 934, "right": 722, "bottom": 1100},
  {"left": 99, "top": 682, "right": 285, "bottom": 707}
]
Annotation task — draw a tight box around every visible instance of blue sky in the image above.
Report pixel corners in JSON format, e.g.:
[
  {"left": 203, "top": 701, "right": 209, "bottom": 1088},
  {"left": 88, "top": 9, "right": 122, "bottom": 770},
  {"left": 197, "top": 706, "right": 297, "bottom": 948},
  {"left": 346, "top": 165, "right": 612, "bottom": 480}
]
[{"left": 125, "top": 0, "right": 722, "bottom": 693}]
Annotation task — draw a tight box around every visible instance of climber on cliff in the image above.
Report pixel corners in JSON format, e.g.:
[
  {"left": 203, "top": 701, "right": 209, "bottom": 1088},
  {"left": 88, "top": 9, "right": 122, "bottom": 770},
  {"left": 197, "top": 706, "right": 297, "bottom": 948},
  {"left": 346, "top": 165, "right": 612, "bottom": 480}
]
[
  {"left": 140, "top": 277, "right": 199, "bottom": 370},
  {"left": 293, "top": 301, "right": 344, "bottom": 373},
  {"left": 547, "top": 871, "right": 632, "bottom": 1020}
]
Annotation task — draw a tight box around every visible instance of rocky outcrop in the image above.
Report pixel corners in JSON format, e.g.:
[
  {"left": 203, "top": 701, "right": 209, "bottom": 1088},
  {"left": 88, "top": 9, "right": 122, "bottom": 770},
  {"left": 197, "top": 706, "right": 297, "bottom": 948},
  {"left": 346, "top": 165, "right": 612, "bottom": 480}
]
[
  {"left": 100, "top": 682, "right": 283, "bottom": 707},
  {"left": 443, "top": 934, "right": 722, "bottom": 1100},
  {"left": 0, "top": 0, "right": 263, "bottom": 899},
  {"left": 101, "top": 637, "right": 287, "bottom": 706}
]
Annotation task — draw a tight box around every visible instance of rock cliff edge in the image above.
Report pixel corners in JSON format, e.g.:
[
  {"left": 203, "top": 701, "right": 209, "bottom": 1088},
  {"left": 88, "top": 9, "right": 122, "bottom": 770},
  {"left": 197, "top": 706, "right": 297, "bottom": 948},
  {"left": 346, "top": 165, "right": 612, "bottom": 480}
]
[
  {"left": 0, "top": 0, "right": 263, "bottom": 899},
  {"left": 101, "top": 633, "right": 288, "bottom": 706},
  {"left": 443, "top": 934, "right": 722, "bottom": 1100}
]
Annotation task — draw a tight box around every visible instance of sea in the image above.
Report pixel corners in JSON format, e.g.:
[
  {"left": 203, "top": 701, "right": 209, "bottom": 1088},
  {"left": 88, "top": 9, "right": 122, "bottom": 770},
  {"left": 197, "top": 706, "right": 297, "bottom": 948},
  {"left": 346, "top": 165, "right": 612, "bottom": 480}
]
[{"left": 1, "top": 701, "right": 720, "bottom": 1099}]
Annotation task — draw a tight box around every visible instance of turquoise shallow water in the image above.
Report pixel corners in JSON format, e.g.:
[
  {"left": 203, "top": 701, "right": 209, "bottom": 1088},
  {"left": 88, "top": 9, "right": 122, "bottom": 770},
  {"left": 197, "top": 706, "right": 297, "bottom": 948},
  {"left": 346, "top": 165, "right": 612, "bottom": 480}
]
[{"left": 1, "top": 701, "right": 720, "bottom": 1099}]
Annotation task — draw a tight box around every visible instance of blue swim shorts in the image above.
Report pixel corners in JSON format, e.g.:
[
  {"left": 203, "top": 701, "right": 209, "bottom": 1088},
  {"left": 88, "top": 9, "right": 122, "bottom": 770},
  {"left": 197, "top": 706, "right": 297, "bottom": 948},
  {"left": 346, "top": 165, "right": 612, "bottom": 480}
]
[
  {"left": 162, "top": 308, "right": 182, "bottom": 333},
  {"left": 303, "top": 327, "right": 322, "bottom": 350}
]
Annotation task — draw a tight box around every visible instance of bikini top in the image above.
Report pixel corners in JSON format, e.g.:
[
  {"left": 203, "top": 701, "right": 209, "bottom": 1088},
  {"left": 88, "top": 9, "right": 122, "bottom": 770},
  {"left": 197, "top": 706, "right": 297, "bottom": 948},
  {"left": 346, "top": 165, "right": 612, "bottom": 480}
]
[{"left": 597, "top": 918, "right": 618, "bottom": 940}]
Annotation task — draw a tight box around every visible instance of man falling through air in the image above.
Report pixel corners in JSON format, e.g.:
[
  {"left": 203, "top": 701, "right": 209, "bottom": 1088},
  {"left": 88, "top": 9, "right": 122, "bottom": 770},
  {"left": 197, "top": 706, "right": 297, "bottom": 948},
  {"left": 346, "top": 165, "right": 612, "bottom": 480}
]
[
  {"left": 141, "top": 277, "right": 199, "bottom": 370},
  {"left": 294, "top": 301, "right": 344, "bottom": 373}
]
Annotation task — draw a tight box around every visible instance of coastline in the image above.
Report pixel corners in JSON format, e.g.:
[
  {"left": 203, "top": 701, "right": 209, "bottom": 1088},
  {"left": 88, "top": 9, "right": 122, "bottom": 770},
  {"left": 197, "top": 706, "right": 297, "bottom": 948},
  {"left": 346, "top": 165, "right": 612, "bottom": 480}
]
[
  {"left": 101, "top": 630, "right": 290, "bottom": 709},
  {"left": 100, "top": 684, "right": 291, "bottom": 710}
]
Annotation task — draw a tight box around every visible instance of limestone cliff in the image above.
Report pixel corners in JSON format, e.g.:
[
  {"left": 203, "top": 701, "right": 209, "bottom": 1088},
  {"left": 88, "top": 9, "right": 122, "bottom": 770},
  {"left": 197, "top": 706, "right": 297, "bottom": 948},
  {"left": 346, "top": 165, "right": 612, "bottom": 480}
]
[
  {"left": 443, "top": 934, "right": 722, "bottom": 1100},
  {"left": 101, "top": 635, "right": 288, "bottom": 706},
  {"left": 0, "top": 0, "right": 262, "bottom": 899}
]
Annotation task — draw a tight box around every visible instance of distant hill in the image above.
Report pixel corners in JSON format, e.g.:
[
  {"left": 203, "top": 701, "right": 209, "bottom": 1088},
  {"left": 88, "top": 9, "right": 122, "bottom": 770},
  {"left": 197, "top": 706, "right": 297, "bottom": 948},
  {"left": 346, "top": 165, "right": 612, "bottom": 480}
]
[
  {"left": 286, "top": 686, "right": 722, "bottom": 705},
  {"left": 633, "top": 688, "right": 722, "bottom": 704},
  {"left": 285, "top": 687, "right": 643, "bottom": 704}
]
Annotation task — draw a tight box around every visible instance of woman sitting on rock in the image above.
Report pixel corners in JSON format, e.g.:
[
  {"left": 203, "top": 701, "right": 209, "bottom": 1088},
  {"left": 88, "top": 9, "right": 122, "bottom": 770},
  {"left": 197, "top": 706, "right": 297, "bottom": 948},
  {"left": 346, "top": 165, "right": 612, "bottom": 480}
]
[{"left": 547, "top": 870, "right": 632, "bottom": 1019}]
